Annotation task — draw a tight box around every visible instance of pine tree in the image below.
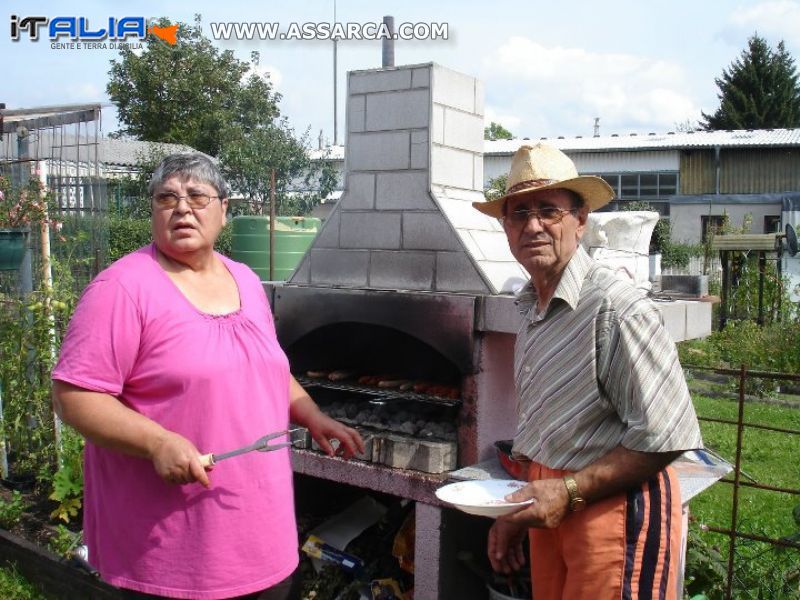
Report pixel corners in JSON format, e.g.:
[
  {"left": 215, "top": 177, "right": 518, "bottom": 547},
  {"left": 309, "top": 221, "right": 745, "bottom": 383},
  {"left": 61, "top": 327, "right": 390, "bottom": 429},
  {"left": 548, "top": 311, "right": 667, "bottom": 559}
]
[{"left": 701, "top": 34, "right": 800, "bottom": 130}]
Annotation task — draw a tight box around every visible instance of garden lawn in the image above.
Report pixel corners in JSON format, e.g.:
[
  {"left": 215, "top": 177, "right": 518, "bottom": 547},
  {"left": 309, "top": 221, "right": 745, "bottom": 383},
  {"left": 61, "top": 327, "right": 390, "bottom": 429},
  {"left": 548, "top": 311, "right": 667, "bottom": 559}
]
[{"left": 688, "top": 394, "right": 800, "bottom": 598}]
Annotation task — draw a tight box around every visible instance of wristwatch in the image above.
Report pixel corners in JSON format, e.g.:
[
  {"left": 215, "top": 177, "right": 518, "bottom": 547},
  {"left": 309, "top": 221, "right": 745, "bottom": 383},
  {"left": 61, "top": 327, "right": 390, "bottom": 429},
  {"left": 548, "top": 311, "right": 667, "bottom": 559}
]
[{"left": 563, "top": 475, "right": 586, "bottom": 512}]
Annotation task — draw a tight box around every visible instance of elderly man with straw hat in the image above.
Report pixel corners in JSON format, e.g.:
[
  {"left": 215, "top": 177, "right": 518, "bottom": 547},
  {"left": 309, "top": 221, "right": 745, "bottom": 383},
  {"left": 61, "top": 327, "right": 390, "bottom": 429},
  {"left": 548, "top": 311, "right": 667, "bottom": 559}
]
[{"left": 474, "top": 143, "right": 702, "bottom": 600}]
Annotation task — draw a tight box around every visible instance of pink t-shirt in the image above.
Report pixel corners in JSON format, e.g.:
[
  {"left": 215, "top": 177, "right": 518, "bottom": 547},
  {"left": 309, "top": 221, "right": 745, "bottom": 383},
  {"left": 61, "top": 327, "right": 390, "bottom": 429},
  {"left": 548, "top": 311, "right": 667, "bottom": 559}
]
[{"left": 52, "top": 244, "right": 298, "bottom": 599}]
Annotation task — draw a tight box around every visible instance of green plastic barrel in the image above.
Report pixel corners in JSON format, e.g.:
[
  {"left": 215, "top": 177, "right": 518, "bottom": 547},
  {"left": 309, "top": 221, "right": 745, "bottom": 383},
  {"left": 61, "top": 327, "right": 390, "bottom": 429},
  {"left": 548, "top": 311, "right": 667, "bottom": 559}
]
[
  {"left": 231, "top": 216, "right": 321, "bottom": 281},
  {"left": 0, "top": 229, "right": 29, "bottom": 271}
]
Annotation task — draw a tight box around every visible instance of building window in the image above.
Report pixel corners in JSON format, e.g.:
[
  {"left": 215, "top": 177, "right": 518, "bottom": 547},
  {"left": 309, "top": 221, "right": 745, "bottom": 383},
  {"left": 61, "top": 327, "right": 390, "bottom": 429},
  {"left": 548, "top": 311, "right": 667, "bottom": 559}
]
[
  {"left": 600, "top": 174, "right": 619, "bottom": 195},
  {"left": 702, "top": 215, "right": 726, "bottom": 243},
  {"left": 593, "top": 171, "right": 679, "bottom": 199},
  {"left": 639, "top": 174, "right": 658, "bottom": 197},
  {"left": 658, "top": 173, "right": 677, "bottom": 195},
  {"left": 764, "top": 215, "right": 781, "bottom": 233}
]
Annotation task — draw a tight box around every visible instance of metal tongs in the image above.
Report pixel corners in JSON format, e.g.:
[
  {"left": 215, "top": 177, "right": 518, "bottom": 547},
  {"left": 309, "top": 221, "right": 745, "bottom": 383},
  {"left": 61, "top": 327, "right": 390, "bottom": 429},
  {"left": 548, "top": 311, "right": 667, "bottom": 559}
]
[{"left": 199, "top": 429, "right": 299, "bottom": 468}]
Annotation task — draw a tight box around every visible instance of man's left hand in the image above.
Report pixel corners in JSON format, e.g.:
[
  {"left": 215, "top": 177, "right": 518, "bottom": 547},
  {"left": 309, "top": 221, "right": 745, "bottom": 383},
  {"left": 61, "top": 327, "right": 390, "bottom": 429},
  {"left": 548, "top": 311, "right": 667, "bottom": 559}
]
[{"left": 499, "top": 478, "right": 571, "bottom": 529}]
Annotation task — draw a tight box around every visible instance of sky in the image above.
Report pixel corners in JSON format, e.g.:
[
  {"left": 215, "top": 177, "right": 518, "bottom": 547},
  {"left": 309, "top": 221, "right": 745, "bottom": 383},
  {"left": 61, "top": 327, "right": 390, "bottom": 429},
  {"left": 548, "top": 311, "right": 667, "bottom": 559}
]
[{"left": 3, "top": 0, "right": 800, "bottom": 146}]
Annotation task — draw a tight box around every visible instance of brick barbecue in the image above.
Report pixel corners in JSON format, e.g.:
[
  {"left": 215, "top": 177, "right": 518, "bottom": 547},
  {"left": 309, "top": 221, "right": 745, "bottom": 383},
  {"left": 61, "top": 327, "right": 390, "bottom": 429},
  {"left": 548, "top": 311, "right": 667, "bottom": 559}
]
[{"left": 267, "top": 62, "right": 529, "bottom": 599}]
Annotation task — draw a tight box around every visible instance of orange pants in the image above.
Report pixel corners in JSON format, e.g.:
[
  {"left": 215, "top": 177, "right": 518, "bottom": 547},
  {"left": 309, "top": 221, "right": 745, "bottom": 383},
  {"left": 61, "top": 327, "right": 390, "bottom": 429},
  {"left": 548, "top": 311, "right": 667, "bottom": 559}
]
[{"left": 527, "top": 462, "right": 682, "bottom": 600}]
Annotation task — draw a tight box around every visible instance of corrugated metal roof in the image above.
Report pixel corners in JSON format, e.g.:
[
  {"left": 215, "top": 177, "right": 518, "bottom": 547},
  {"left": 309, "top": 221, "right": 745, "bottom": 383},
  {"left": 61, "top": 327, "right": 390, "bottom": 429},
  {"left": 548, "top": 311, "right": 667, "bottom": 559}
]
[
  {"left": 311, "top": 129, "right": 800, "bottom": 162},
  {"left": 0, "top": 132, "right": 202, "bottom": 167},
  {"left": 483, "top": 129, "right": 800, "bottom": 154}
]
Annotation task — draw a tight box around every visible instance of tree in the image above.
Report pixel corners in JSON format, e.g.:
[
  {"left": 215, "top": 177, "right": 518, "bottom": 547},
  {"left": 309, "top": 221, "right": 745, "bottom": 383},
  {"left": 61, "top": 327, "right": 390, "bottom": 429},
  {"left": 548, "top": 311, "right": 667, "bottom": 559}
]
[
  {"left": 219, "top": 121, "right": 337, "bottom": 216},
  {"left": 107, "top": 15, "right": 279, "bottom": 156},
  {"left": 701, "top": 34, "right": 800, "bottom": 130},
  {"left": 108, "top": 15, "right": 335, "bottom": 216},
  {"left": 484, "top": 121, "right": 514, "bottom": 140},
  {"left": 484, "top": 174, "right": 507, "bottom": 200}
]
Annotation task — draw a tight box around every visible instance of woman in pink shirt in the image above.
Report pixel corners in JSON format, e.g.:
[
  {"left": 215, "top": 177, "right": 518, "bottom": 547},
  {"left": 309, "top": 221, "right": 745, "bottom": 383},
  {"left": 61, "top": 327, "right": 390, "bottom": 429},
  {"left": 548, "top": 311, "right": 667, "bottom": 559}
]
[{"left": 52, "top": 153, "right": 363, "bottom": 599}]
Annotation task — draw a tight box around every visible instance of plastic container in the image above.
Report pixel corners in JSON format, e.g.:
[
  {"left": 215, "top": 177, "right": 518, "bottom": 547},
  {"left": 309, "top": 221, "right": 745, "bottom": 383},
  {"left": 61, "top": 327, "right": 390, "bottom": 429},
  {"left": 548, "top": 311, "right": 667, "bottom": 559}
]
[
  {"left": 0, "top": 228, "right": 29, "bottom": 271},
  {"left": 231, "top": 216, "right": 320, "bottom": 281}
]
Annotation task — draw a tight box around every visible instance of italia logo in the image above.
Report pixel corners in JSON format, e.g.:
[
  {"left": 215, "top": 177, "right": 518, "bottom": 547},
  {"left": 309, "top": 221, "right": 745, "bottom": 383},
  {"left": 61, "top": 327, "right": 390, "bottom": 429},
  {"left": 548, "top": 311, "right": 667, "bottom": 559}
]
[{"left": 10, "top": 15, "right": 178, "bottom": 44}]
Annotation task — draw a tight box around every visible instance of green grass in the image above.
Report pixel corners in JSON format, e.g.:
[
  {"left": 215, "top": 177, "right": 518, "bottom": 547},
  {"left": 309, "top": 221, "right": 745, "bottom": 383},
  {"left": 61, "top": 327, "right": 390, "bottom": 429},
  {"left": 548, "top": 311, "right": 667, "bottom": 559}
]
[
  {"left": 687, "top": 394, "right": 800, "bottom": 599},
  {"left": 0, "top": 565, "right": 47, "bottom": 600}
]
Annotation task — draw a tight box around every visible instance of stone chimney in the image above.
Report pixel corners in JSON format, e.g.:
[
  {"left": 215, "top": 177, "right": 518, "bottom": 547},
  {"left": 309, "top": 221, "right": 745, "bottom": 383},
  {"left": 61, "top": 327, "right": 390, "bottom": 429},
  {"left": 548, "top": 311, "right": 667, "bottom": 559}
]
[{"left": 290, "top": 63, "right": 526, "bottom": 294}]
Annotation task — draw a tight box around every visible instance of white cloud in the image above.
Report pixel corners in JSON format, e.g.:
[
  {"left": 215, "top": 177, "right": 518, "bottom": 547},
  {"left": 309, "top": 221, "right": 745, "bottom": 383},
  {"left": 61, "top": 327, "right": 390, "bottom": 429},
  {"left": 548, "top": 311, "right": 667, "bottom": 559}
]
[
  {"left": 484, "top": 106, "right": 521, "bottom": 130},
  {"left": 726, "top": 0, "right": 800, "bottom": 41},
  {"left": 482, "top": 36, "right": 701, "bottom": 136}
]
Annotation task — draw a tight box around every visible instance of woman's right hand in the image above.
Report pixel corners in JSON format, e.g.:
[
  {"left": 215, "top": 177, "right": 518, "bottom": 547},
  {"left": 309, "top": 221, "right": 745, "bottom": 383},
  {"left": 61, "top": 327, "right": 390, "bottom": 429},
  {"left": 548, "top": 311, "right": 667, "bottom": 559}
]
[{"left": 149, "top": 431, "right": 211, "bottom": 488}]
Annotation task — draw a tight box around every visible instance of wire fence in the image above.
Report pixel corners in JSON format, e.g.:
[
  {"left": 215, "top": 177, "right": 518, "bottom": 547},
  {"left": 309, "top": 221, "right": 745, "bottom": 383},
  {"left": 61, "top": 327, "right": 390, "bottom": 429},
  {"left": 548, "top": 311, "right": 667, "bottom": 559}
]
[{"left": 685, "top": 364, "right": 800, "bottom": 599}]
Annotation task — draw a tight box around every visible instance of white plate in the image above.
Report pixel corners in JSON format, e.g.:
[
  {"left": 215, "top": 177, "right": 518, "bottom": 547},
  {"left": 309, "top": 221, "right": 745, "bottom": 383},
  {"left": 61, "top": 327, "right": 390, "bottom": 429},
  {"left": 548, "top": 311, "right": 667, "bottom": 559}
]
[{"left": 435, "top": 479, "right": 533, "bottom": 518}]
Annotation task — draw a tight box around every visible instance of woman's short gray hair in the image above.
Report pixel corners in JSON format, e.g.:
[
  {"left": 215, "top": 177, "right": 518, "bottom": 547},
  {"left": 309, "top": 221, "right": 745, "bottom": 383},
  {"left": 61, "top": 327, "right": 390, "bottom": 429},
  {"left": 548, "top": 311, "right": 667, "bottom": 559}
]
[{"left": 148, "top": 153, "right": 230, "bottom": 199}]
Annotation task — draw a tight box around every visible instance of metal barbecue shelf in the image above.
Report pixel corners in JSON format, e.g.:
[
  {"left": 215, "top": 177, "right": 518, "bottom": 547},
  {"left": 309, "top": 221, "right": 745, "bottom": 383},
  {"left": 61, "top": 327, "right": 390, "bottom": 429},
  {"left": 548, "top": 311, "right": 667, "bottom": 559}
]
[{"left": 295, "top": 376, "right": 462, "bottom": 407}]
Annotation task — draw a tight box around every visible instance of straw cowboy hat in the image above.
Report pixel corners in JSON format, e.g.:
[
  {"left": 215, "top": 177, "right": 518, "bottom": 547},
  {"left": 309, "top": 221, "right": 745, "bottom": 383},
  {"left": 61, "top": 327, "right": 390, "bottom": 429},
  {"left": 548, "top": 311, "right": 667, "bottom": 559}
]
[{"left": 473, "top": 143, "right": 615, "bottom": 218}]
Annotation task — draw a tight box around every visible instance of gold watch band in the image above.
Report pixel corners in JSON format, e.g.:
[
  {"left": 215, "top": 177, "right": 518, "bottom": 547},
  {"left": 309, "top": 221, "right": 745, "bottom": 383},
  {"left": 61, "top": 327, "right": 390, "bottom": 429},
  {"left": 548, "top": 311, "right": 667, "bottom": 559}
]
[{"left": 563, "top": 475, "right": 586, "bottom": 512}]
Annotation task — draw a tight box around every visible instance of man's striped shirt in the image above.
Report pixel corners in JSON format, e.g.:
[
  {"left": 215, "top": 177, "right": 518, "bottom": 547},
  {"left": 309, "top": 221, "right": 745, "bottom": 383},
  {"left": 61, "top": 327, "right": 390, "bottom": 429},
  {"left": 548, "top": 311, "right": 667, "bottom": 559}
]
[{"left": 511, "top": 246, "right": 703, "bottom": 470}]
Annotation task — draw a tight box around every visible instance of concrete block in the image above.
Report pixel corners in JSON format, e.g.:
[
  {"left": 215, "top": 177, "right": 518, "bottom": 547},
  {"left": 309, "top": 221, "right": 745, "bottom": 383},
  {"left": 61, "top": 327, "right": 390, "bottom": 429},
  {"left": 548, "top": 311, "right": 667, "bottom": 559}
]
[
  {"left": 311, "top": 429, "right": 373, "bottom": 461},
  {"left": 442, "top": 109, "right": 484, "bottom": 153},
  {"left": 373, "top": 433, "right": 457, "bottom": 473},
  {"left": 657, "top": 301, "right": 688, "bottom": 343},
  {"left": 469, "top": 230, "right": 514, "bottom": 261},
  {"left": 412, "top": 66, "right": 431, "bottom": 88},
  {"left": 289, "top": 255, "right": 311, "bottom": 283},
  {"left": 348, "top": 131, "right": 410, "bottom": 171},
  {"left": 475, "top": 80, "right": 485, "bottom": 117},
  {"left": 684, "top": 301, "right": 712, "bottom": 340},
  {"left": 403, "top": 212, "right": 461, "bottom": 251},
  {"left": 342, "top": 173, "right": 375, "bottom": 209},
  {"left": 473, "top": 154, "right": 484, "bottom": 191},
  {"left": 432, "top": 66, "right": 476, "bottom": 113},
  {"left": 340, "top": 212, "right": 402, "bottom": 249},
  {"left": 431, "top": 145, "right": 474, "bottom": 189},
  {"left": 660, "top": 275, "right": 709, "bottom": 297},
  {"left": 478, "top": 296, "right": 524, "bottom": 334},
  {"left": 308, "top": 249, "right": 370, "bottom": 287},
  {"left": 458, "top": 230, "right": 486, "bottom": 261},
  {"left": 370, "top": 251, "right": 435, "bottom": 290},
  {"left": 350, "top": 68, "right": 412, "bottom": 94},
  {"left": 312, "top": 210, "right": 340, "bottom": 248},
  {"left": 435, "top": 190, "right": 498, "bottom": 230},
  {"left": 347, "top": 94, "right": 366, "bottom": 133},
  {"left": 376, "top": 171, "right": 432, "bottom": 210},
  {"left": 411, "top": 130, "right": 429, "bottom": 170},
  {"left": 435, "top": 252, "right": 490, "bottom": 293},
  {"left": 478, "top": 260, "right": 529, "bottom": 294},
  {"left": 431, "top": 105, "right": 445, "bottom": 145},
  {"left": 366, "top": 89, "right": 430, "bottom": 131}
]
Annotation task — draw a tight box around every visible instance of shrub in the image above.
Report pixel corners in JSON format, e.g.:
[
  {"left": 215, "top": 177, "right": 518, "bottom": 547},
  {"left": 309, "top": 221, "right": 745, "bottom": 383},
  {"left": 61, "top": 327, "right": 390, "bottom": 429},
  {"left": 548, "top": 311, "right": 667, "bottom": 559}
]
[
  {"left": 661, "top": 241, "right": 703, "bottom": 269},
  {"left": 107, "top": 217, "right": 152, "bottom": 263},
  {"left": 0, "top": 491, "right": 28, "bottom": 529}
]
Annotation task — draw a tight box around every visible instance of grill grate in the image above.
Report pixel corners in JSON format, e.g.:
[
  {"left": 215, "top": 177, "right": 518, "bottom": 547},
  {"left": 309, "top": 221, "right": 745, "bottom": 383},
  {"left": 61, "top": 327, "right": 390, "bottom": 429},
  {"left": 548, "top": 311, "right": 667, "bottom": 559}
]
[{"left": 296, "top": 376, "right": 461, "bottom": 408}]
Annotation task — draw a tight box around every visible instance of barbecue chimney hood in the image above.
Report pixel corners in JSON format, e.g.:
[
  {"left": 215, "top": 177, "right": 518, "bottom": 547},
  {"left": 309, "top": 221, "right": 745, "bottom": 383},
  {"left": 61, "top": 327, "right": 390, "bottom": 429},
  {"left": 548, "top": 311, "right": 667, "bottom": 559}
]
[{"left": 289, "top": 63, "right": 526, "bottom": 295}]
